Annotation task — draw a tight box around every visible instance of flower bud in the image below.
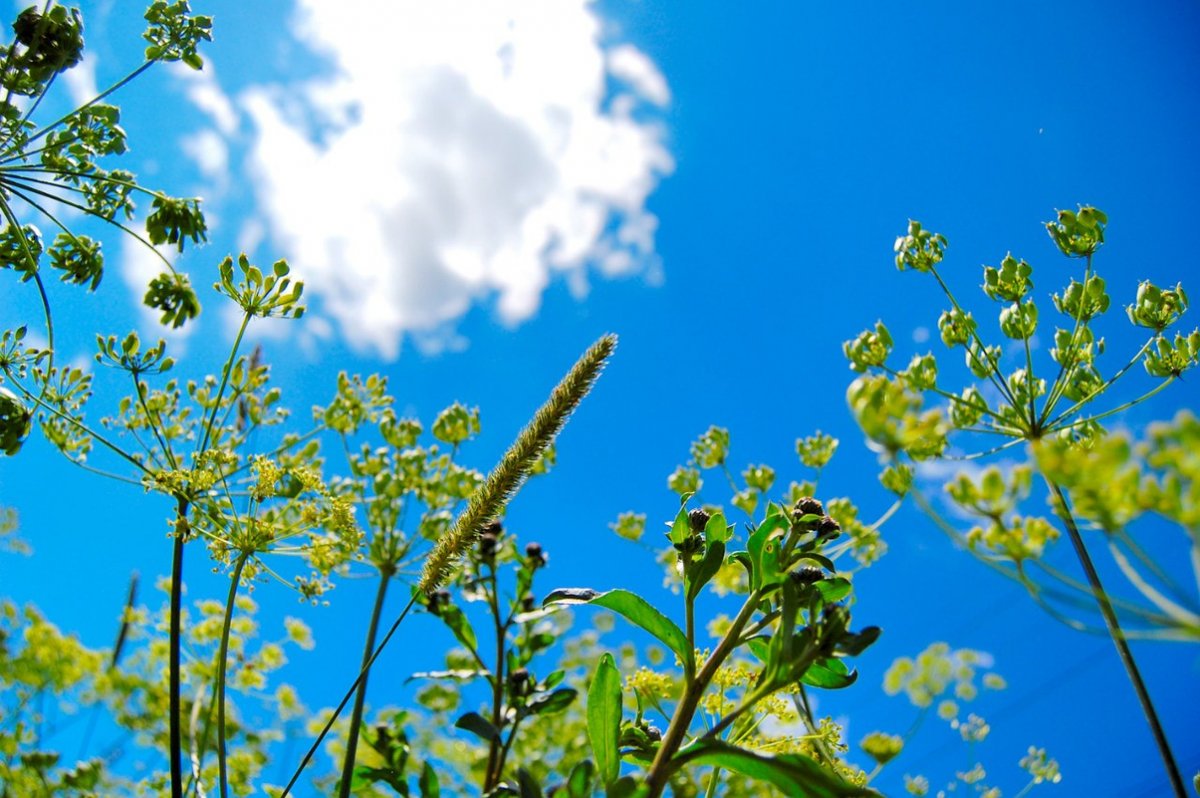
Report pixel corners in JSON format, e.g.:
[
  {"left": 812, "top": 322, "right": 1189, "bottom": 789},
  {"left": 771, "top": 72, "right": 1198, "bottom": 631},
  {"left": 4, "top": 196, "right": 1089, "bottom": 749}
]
[
  {"left": 509, "top": 667, "right": 532, "bottom": 696},
  {"left": 816, "top": 516, "right": 841, "bottom": 540},
  {"left": 794, "top": 497, "right": 824, "bottom": 518},
  {"left": 688, "top": 508, "right": 710, "bottom": 533},
  {"left": 791, "top": 566, "right": 824, "bottom": 585},
  {"left": 525, "top": 542, "right": 547, "bottom": 567}
]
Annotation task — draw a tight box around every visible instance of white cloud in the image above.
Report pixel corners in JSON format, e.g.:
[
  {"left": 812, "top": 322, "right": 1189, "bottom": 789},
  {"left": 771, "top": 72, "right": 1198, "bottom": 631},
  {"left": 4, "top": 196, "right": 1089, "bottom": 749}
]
[
  {"left": 180, "top": 129, "right": 229, "bottom": 185},
  {"left": 607, "top": 44, "right": 670, "bottom": 107},
  {"left": 170, "top": 61, "right": 238, "bottom": 136},
  {"left": 61, "top": 52, "right": 98, "bottom": 107},
  {"left": 234, "top": 0, "right": 673, "bottom": 359}
]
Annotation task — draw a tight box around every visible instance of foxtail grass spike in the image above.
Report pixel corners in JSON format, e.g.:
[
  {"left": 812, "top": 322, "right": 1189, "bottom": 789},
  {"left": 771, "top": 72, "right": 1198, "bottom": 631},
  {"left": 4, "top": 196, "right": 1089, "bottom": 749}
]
[{"left": 418, "top": 333, "right": 617, "bottom": 594}]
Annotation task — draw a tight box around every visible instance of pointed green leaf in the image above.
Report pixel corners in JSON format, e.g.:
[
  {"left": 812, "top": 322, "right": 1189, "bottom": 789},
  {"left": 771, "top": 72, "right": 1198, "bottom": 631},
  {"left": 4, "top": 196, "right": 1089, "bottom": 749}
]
[
  {"left": 816, "top": 577, "right": 852, "bottom": 604},
  {"left": 419, "top": 761, "right": 440, "bottom": 798},
  {"left": 588, "top": 653, "right": 623, "bottom": 786},
  {"left": 672, "top": 740, "right": 877, "bottom": 797},
  {"left": 545, "top": 588, "right": 690, "bottom": 668},
  {"left": 667, "top": 503, "right": 691, "bottom": 544},
  {"left": 704, "top": 510, "right": 733, "bottom": 544},
  {"left": 747, "top": 515, "right": 789, "bottom": 589},
  {"left": 686, "top": 541, "right": 726, "bottom": 602},
  {"left": 801, "top": 657, "right": 858, "bottom": 689},
  {"left": 526, "top": 687, "right": 577, "bottom": 716},
  {"left": 455, "top": 711, "right": 500, "bottom": 742},
  {"left": 565, "top": 760, "right": 595, "bottom": 798},
  {"left": 517, "top": 769, "right": 544, "bottom": 798}
]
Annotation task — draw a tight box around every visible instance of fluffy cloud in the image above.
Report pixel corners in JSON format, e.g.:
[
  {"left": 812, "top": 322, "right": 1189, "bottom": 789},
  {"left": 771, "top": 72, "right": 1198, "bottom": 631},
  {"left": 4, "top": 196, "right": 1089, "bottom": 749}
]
[{"left": 236, "top": 0, "right": 673, "bottom": 358}]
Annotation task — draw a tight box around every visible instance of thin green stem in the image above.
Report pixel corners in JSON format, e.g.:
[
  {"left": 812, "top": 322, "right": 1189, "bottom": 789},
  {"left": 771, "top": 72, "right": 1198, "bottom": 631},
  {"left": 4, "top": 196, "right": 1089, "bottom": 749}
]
[
  {"left": 1048, "top": 378, "right": 1175, "bottom": 435},
  {"left": 929, "top": 265, "right": 1019, "bottom": 408},
  {"left": 484, "top": 564, "right": 508, "bottom": 792},
  {"left": 1046, "top": 481, "right": 1184, "bottom": 796},
  {"left": 215, "top": 555, "right": 249, "bottom": 798},
  {"left": 20, "top": 60, "right": 156, "bottom": 151},
  {"left": 336, "top": 567, "right": 394, "bottom": 798},
  {"left": 197, "top": 313, "right": 252, "bottom": 457},
  {"left": 3, "top": 177, "right": 177, "bottom": 273},
  {"left": 280, "top": 593, "right": 421, "bottom": 797},
  {"left": 1038, "top": 255, "right": 1093, "bottom": 427},
  {"left": 1045, "top": 337, "right": 1156, "bottom": 430},
  {"left": 168, "top": 497, "right": 189, "bottom": 798},
  {"left": 0, "top": 196, "right": 54, "bottom": 385}
]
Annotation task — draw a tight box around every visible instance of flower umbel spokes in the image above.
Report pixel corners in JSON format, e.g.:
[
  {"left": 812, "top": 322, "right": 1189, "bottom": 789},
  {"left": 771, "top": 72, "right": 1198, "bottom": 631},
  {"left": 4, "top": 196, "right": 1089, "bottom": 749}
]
[{"left": 845, "top": 205, "right": 1195, "bottom": 796}]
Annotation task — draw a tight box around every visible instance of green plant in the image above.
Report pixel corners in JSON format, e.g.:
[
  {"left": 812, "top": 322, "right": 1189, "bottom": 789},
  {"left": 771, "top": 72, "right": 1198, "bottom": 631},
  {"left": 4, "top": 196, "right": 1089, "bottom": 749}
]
[{"left": 844, "top": 207, "right": 1196, "bottom": 796}]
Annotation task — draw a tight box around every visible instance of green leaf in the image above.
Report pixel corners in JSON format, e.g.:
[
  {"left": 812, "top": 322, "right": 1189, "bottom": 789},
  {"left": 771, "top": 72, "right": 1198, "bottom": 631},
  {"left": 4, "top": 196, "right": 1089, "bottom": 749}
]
[
  {"left": 526, "top": 687, "right": 578, "bottom": 716},
  {"left": 565, "top": 760, "right": 595, "bottom": 798},
  {"left": 588, "top": 653, "right": 623, "bottom": 786},
  {"left": 437, "top": 605, "right": 478, "bottom": 652},
  {"left": 836, "top": 626, "right": 882, "bottom": 657},
  {"left": 704, "top": 510, "right": 733, "bottom": 544},
  {"left": 666, "top": 503, "right": 691, "bottom": 544},
  {"left": 419, "top": 761, "right": 440, "bottom": 798},
  {"left": 686, "top": 540, "right": 725, "bottom": 602},
  {"left": 747, "top": 514, "right": 789, "bottom": 589},
  {"left": 606, "top": 776, "right": 649, "bottom": 798},
  {"left": 672, "top": 740, "right": 877, "bottom": 797},
  {"left": 406, "top": 669, "right": 488, "bottom": 682},
  {"left": 455, "top": 711, "right": 500, "bottom": 742},
  {"left": 815, "top": 577, "right": 852, "bottom": 604},
  {"left": 801, "top": 657, "right": 858, "bottom": 689},
  {"left": 517, "top": 769, "right": 544, "bottom": 798},
  {"left": 545, "top": 588, "right": 691, "bottom": 669}
]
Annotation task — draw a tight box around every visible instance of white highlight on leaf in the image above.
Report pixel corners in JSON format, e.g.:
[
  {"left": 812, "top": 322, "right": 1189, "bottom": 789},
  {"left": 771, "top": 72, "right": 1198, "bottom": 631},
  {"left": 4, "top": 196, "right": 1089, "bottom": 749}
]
[{"left": 234, "top": 0, "right": 673, "bottom": 358}]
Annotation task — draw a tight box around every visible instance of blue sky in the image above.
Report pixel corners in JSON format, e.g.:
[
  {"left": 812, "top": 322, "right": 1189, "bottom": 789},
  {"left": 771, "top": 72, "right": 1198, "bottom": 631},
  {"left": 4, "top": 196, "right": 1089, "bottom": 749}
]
[{"left": 1, "top": 1, "right": 1198, "bottom": 795}]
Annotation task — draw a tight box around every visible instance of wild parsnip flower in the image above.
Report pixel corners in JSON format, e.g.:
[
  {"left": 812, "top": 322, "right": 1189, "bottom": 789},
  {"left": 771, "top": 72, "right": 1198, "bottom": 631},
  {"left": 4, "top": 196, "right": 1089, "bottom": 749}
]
[
  {"left": 1020, "top": 747, "right": 1063, "bottom": 784},
  {"left": 860, "top": 732, "right": 903, "bottom": 765},
  {"left": 904, "top": 774, "right": 930, "bottom": 796}
]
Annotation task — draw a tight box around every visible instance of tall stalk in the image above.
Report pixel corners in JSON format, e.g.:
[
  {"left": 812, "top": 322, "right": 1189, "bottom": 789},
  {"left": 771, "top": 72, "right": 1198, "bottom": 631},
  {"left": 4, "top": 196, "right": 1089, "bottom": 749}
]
[
  {"left": 168, "top": 497, "right": 189, "bottom": 798},
  {"left": 336, "top": 567, "right": 394, "bottom": 798},
  {"left": 215, "top": 555, "right": 250, "bottom": 798},
  {"left": 1047, "top": 481, "right": 1184, "bottom": 797}
]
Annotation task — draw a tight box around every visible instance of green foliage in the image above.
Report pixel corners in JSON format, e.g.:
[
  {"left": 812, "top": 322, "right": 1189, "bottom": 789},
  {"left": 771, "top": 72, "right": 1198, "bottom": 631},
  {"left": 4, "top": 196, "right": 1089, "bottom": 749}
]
[
  {"left": 0, "top": 5, "right": 1127, "bottom": 798},
  {"left": 844, "top": 206, "right": 1200, "bottom": 640},
  {"left": 845, "top": 207, "right": 1195, "bottom": 793}
]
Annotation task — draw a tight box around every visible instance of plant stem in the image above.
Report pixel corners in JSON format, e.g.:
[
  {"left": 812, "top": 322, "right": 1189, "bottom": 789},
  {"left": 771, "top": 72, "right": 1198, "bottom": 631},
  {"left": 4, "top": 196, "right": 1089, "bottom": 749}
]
[
  {"left": 197, "top": 312, "right": 251, "bottom": 457},
  {"left": 215, "top": 555, "right": 248, "bottom": 798},
  {"left": 1047, "top": 481, "right": 1184, "bottom": 797},
  {"left": 169, "top": 497, "right": 189, "bottom": 798},
  {"left": 281, "top": 593, "right": 420, "bottom": 797},
  {"left": 484, "top": 564, "right": 507, "bottom": 792},
  {"left": 336, "top": 567, "right": 393, "bottom": 798},
  {"left": 643, "top": 591, "right": 761, "bottom": 798}
]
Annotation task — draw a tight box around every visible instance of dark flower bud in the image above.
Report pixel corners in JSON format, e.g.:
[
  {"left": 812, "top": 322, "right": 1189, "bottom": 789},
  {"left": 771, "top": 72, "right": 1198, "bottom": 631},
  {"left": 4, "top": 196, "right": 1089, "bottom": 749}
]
[
  {"left": 521, "top": 592, "right": 536, "bottom": 612},
  {"left": 483, "top": 519, "right": 503, "bottom": 536},
  {"left": 479, "top": 530, "right": 499, "bottom": 557},
  {"left": 816, "top": 516, "right": 841, "bottom": 540},
  {"left": 426, "top": 589, "right": 452, "bottom": 614},
  {"left": 794, "top": 497, "right": 825, "bottom": 518},
  {"left": 645, "top": 725, "right": 662, "bottom": 742},
  {"left": 688, "top": 508, "right": 711, "bottom": 533},
  {"left": 509, "top": 667, "right": 532, "bottom": 695},
  {"left": 791, "top": 566, "right": 824, "bottom": 585},
  {"left": 525, "top": 542, "right": 547, "bottom": 567}
]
